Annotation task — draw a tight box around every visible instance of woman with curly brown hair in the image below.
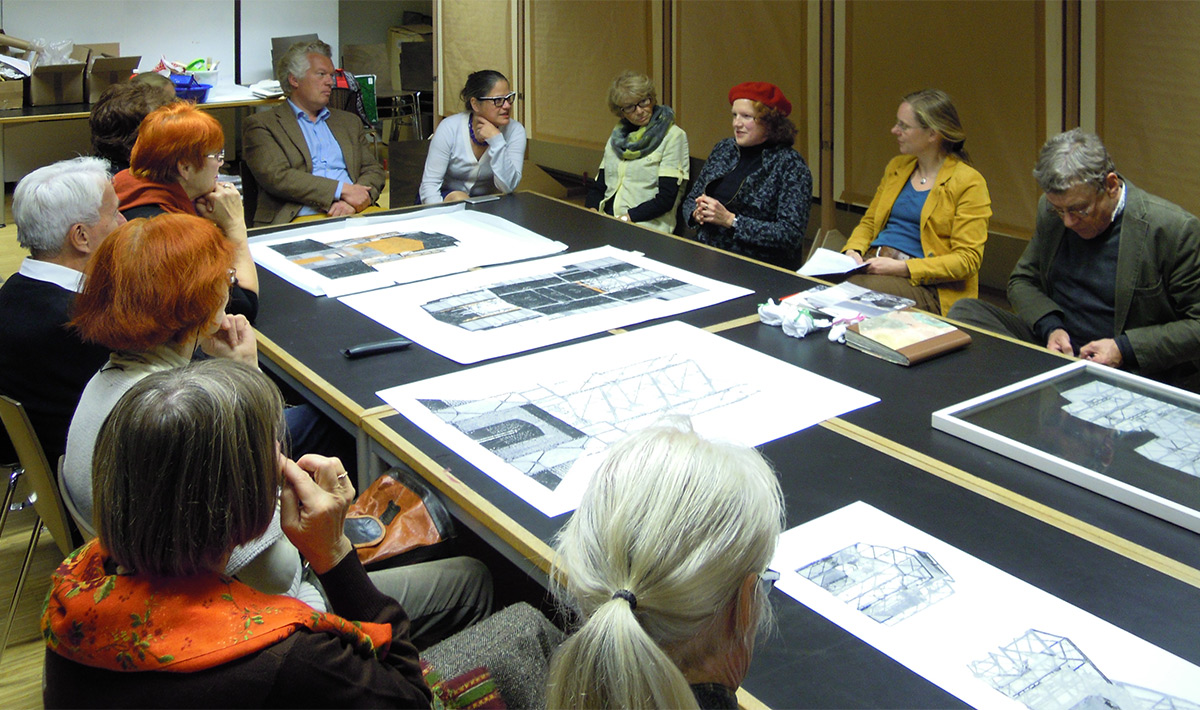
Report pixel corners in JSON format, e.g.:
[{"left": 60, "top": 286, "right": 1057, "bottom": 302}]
[{"left": 682, "top": 82, "right": 812, "bottom": 268}]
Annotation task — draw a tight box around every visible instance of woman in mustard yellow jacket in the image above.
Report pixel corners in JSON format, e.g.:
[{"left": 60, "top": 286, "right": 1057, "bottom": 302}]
[{"left": 843, "top": 89, "right": 991, "bottom": 314}]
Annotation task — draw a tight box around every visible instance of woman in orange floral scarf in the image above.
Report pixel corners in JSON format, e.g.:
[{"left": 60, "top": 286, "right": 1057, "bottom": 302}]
[{"left": 42, "top": 359, "right": 432, "bottom": 707}]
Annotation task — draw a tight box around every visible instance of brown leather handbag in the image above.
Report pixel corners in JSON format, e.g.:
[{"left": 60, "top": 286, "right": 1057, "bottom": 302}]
[{"left": 343, "top": 467, "right": 456, "bottom": 569}]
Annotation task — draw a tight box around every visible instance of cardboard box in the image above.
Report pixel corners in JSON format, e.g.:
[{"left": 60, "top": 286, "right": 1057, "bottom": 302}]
[
  {"left": 388, "top": 24, "right": 432, "bottom": 93},
  {"left": 27, "top": 45, "right": 90, "bottom": 106},
  {"left": 87, "top": 55, "right": 141, "bottom": 102},
  {"left": 0, "top": 78, "right": 22, "bottom": 109}
]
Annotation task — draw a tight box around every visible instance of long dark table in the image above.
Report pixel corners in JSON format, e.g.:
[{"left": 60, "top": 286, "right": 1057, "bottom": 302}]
[{"left": 253, "top": 192, "right": 1200, "bottom": 708}]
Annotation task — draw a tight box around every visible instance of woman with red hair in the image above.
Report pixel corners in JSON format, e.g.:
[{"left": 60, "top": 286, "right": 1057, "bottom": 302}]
[
  {"left": 112, "top": 102, "right": 259, "bottom": 321},
  {"left": 60, "top": 213, "right": 310, "bottom": 602}
]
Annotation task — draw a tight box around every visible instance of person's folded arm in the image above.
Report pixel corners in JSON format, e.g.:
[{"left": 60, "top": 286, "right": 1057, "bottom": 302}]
[
  {"left": 487, "top": 122, "right": 526, "bottom": 193},
  {"left": 627, "top": 128, "right": 689, "bottom": 223}
]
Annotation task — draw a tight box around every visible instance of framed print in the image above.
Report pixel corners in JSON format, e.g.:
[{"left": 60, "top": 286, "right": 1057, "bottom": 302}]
[{"left": 932, "top": 361, "right": 1200, "bottom": 533}]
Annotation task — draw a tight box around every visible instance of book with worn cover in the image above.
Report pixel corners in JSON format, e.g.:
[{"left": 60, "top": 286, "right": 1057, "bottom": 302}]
[{"left": 845, "top": 309, "right": 972, "bottom": 366}]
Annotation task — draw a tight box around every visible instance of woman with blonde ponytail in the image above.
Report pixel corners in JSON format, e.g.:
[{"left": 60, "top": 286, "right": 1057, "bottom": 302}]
[{"left": 547, "top": 420, "right": 785, "bottom": 709}]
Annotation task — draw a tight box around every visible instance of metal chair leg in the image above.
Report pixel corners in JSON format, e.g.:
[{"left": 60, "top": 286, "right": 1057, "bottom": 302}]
[
  {"left": 0, "top": 466, "right": 22, "bottom": 541},
  {"left": 0, "top": 518, "right": 44, "bottom": 665}
]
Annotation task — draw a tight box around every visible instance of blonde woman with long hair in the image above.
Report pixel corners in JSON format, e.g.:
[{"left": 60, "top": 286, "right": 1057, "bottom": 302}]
[{"left": 547, "top": 421, "right": 785, "bottom": 708}]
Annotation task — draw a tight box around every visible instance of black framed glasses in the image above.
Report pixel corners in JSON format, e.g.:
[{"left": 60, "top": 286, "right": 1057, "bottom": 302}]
[
  {"left": 621, "top": 97, "right": 653, "bottom": 115},
  {"left": 478, "top": 92, "right": 516, "bottom": 108}
]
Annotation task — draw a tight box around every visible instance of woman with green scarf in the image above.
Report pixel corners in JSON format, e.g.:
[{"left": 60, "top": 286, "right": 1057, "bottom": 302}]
[{"left": 586, "top": 71, "right": 690, "bottom": 234}]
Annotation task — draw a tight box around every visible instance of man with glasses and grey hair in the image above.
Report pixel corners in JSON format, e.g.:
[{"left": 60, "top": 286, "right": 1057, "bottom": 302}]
[
  {"left": 0, "top": 157, "right": 125, "bottom": 464},
  {"left": 244, "top": 39, "right": 385, "bottom": 226},
  {"left": 950, "top": 128, "right": 1200, "bottom": 390}
]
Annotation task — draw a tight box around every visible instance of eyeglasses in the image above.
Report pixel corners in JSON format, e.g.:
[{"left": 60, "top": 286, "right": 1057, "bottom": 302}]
[
  {"left": 893, "top": 120, "right": 918, "bottom": 132},
  {"left": 621, "top": 97, "right": 653, "bottom": 115},
  {"left": 477, "top": 92, "right": 516, "bottom": 108},
  {"left": 759, "top": 569, "right": 779, "bottom": 594},
  {"left": 1048, "top": 199, "right": 1097, "bottom": 220},
  {"left": 206, "top": 150, "right": 226, "bottom": 162}
]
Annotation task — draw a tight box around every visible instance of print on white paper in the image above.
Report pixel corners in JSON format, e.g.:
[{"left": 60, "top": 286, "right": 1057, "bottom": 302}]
[
  {"left": 377, "top": 322, "right": 877, "bottom": 516},
  {"left": 343, "top": 246, "right": 754, "bottom": 364},
  {"left": 249, "top": 206, "right": 566, "bottom": 297},
  {"left": 771, "top": 502, "right": 1200, "bottom": 709}
]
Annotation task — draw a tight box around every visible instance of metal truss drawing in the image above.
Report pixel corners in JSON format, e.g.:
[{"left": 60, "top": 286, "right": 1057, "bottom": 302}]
[
  {"left": 969, "top": 629, "right": 1200, "bottom": 710},
  {"left": 797, "top": 542, "right": 954, "bottom": 625},
  {"left": 1061, "top": 380, "right": 1200, "bottom": 478},
  {"left": 420, "top": 256, "right": 706, "bottom": 331},
  {"left": 419, "top": 352, "right": 755, "bottom": 490},
  {"left": 269, "top": 230, "right": 459, "bottom": 279}
]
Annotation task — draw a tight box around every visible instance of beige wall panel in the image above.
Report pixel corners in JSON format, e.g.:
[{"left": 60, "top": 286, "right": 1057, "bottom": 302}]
[
  {"left": 675, "top": 1, "right": 808, "bottom": 162},
  {"left": 1098, "top": 1, "right": 1200, "bottom": 218},
  {"left": 440, "top": 0, "right": 514, "bottom": 115},
  {"left": 845, "top": 1, "right": 1042, "bottom": 238},
  {"left": 528, "top": 0, "right": 653, "bottom": 148}
]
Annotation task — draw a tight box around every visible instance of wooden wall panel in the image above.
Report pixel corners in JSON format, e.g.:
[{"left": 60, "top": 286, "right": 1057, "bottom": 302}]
[
  {"left": 527, "top": 0, "right": 654, "bottom": 148},
  {"left": 439, "top": 0, "right": 515, "bottom": 116},
  {"left": 675, "top": 1, "right": 808, "bottom": 161},
  {"left": 844, "top": 1, "right": 1043, "bottom": 238},
  {"left": 1098, "top": 1, "right": 1200, "bottom": 218}
]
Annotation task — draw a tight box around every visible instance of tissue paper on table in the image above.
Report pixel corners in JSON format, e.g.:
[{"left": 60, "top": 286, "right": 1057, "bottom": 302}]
[{"left": 758, "top": 299, "right": 831, "bottom": 339}]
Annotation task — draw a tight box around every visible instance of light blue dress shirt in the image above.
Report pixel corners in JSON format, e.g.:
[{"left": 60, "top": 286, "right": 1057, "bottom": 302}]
[{"left": 288, "top": 99, "right": 355, "bottom": 216}]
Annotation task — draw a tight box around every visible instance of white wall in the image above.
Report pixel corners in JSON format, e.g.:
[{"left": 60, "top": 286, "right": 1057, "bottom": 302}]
[
  {"left": 239, "top": 0, "right": 338, "bottom": 84},
  {"left": 5, "top": 0, "right": 236, "bottom": 82}
]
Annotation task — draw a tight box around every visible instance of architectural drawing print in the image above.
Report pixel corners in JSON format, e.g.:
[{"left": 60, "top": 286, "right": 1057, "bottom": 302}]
[
  {"left": 1060, "top": 380, "right": 1200, "bottom": 478},
  {"left": 421, "top": 256, "right": 706, "bottom": 331},
  {"left": 797, "top": 543, "right": 954, "bottom": 625},
  {"left": 269, "top": 231, "right": 459, "bottom": 280},
  {"left": 969, "top": 629, "right": 1200, "bottom": 710},
  {"left": 419, "top": 352, "right": 756, "bottom": 490}
]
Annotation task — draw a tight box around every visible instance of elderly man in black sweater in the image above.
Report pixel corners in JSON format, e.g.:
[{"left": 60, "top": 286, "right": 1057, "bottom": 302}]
[{"left": 0, "top": 157, "right": 124, "bottom": 464}]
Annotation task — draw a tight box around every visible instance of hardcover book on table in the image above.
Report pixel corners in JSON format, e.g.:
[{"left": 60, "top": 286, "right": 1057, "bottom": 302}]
[{"left": 845, "top": 309, "right": 971, "bottom": 366}]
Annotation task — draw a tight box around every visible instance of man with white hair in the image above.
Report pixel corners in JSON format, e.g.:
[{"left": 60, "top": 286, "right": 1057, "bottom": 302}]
[
  {"left": 244, "top": 39, "right": 385, "bottom": 226},
  {"left": 0, "top": 157, "right": 125, "bottom": 463}
]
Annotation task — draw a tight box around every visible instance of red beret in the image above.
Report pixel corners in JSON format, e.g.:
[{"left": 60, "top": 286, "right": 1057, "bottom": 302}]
[{"left": 728, "top": 82, "right": 791, "bottom": 117}]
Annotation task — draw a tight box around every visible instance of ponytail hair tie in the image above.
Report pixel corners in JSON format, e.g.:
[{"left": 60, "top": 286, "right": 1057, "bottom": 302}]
[{"left": 612, "top": 589, "right": 638, "bottom": 610}]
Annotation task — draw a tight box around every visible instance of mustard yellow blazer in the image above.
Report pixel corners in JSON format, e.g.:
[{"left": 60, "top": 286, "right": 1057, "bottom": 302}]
[{"left": 843, "top": 154, "right": 991, "bottom": 313}]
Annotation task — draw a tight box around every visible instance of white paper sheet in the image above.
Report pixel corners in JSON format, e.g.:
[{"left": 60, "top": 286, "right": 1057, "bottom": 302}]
[
  {"left": 771, "top": 502, "right": 1200, "bottom": 709},
  {"left": 797, "top": 247, "right": 868, "bottom": 277},
  {"left": 377, "top": 322, "right": 878, "bottom": 517},
  {"left": 340, "top": 245, "right": 755, "bottom": 364},
  {"left": 248, "top": 205, "right": 566, "bottom": 297}
]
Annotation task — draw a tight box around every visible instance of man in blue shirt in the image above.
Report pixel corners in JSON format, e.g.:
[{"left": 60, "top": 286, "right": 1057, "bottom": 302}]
[{"left": 244, "top": 40, "right": 386, "bottom": 226}]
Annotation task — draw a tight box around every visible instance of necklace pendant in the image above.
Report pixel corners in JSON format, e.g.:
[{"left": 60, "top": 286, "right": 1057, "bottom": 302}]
[{"left": 920, "top": 177, "right": 927, "bottom": 184}]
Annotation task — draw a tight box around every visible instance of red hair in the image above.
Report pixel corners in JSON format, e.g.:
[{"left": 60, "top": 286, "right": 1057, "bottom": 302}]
[
  {"left": 72, "top": 214, "right": 234, "bottom": 351},
  {"left": 129, "top": 102, "right": 224, "bottom": 184}
]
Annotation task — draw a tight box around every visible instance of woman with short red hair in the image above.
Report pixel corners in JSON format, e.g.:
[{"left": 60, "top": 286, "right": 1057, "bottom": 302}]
[
  {"left": 112, "top": 102, "right": 259, "bottom": 320},
  {"left": 60, "top": 214, "right": 312, "bottom": 603}
]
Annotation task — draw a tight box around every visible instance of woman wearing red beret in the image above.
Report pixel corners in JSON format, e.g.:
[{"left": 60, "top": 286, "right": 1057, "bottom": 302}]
[
  {"left": 682, "top": 81, "right": 811, "bottom": 268},
  {"left": 840, "top": 89, "right": 991, "bottom": 314}
]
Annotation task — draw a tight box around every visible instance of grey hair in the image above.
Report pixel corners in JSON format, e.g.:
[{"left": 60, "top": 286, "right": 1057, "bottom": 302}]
[
  {"left": 1032, "top": 128, "right": 1117, "bottom": 194},
  {"left": 277, "top": 39, "right": 332, "bottom": 97},
  {"left": 13, "top": 156, "right": 111, "bottom": 258},
  {"left": 547, "top": 419, "right": 786, "bottom": 708}
]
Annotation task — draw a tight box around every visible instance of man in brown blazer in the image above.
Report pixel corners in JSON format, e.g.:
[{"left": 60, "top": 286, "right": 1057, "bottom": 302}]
[{"left": 244, "top": 40, "right": 386, "bottom": 227}]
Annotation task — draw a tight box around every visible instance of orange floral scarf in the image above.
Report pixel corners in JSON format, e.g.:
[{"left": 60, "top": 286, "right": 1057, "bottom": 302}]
[{"left": 42, "top": 539, "right": 392, "bottom": 672}]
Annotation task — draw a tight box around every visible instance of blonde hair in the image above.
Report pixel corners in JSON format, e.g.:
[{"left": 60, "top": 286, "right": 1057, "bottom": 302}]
[
  {"left": 606, "top": 71, "right": 657, "bottom": 118},
  {"left": 547, "top": 420, "right": 785, "bottom": 708},
  {"left": 904, "top": 88, "right": 969, "bottom": 162}
]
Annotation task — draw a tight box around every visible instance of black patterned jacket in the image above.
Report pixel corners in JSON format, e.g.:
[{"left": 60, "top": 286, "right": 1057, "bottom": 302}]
[{"left": 683, "top": 138, "right": 812, "bottom": 268}]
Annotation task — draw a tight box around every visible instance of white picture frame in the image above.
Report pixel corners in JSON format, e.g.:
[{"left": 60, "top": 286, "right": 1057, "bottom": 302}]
[{"left": 932, "top": 361, "right": 1200, "bottom": 533}]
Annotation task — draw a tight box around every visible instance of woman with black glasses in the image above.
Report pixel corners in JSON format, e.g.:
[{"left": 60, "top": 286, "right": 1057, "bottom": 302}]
[
  {"left": 420, "top": 70, "right": 526, "bottom": 203},
  {"left": 586, "top": 71, "right": 689, "bottom": 234}
]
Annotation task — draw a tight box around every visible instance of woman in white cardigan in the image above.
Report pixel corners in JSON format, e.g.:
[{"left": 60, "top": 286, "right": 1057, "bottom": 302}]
[{"left": 420, "top": 70, "right": 526, "bottom": 204}]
